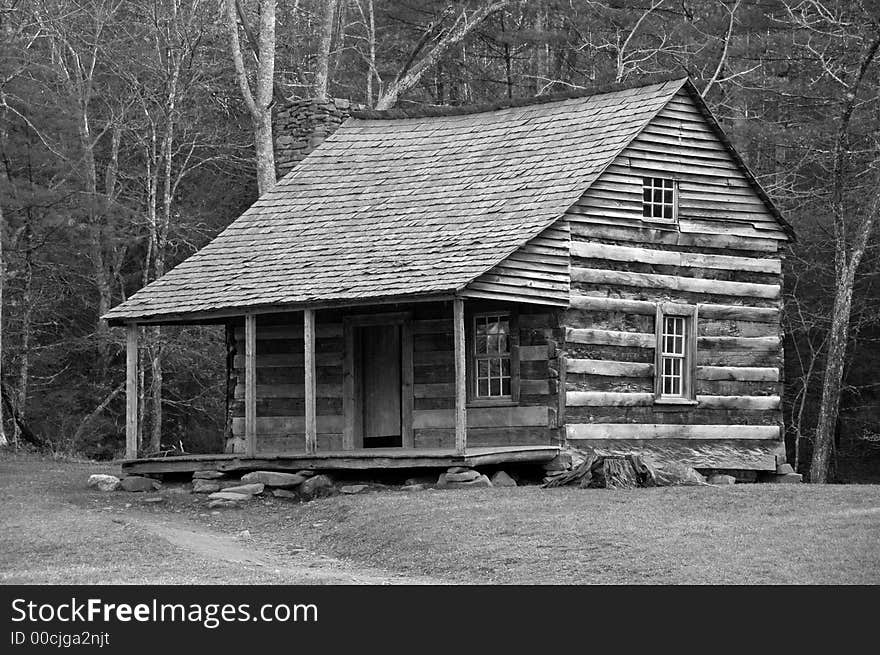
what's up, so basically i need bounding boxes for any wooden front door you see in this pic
[360,324,402,448]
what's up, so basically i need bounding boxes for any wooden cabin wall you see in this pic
[229,312,344,454]
[560,89,787,471]
[411,302,561,449]
[227,301,560,453]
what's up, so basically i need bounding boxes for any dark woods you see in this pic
[0,0,878,482]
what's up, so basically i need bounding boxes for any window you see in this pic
[660,316,686,396]
[473,313,512,399]
[642,177,676,221]
[654,304,697,403]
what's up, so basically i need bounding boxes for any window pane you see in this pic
[490,377,500,396]
[502,359,510,376]
[653,188,663,204]
[502,377,511,395]
[489,359,500,378]
[664,189,673,204]
[478,378,489,397]
[478,360,488,379]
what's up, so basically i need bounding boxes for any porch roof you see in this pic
[105,77,689,325]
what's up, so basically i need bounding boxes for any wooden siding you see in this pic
[568,88,787,242]
[411,303,560,449]
[229,302,560,454]
[462,219,570,306]
[561,89,786,471]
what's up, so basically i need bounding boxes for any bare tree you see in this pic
[225,0,276,194]
[783,1,880,482]
[314,0,338,100]
[0,200,7,447]
[374,0,513,110]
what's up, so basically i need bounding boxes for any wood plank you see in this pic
[519,345,548,361]
[459,288,569,307]
[566,391,654,407]
[244,314,257,457]
[697,336,780,351]
[697,366,779,382]
[565,358,653,377]
[232,415,344,434]
[232,352,340,368]
[566,328,654,348]
[521,379,550,395]
[304,309,317,454]
[414,382,456,398]
[453,298,467,455]
[697,303,779,323]
[571,241,781,274]
[571,266,780,300]
[568,222,779,253]
[125,324,138,459]
[234,324,342,340]
[695,395,781,410]
[569,295,656,315]
[565,423,780,440]
[413,406,549,429]
[234,383,342,400]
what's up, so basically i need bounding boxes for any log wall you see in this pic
[560,88,787,471]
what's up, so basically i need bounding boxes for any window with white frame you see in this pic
[473,314,512,398]
[642,177,676,220]
[655,304,697,402]
[660,316,686,396]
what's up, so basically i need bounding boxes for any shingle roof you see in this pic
[105,77,689,324]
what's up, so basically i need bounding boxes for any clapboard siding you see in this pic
[462,219,570,306]
[559,86,786,471]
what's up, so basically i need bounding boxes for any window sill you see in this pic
[653,397,698,407]
[467,398,518,408]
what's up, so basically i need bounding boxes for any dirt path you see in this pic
[124,512,444,585]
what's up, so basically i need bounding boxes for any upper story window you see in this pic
[654,304,697,404]
[642,177,676,221]
[473,313,512,398]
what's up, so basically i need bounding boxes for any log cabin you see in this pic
[105,75,793,477]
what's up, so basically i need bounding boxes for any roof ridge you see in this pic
[351,73,689,120]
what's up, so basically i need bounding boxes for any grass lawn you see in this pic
[1,453,878,584]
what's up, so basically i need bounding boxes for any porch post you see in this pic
[125,324,138,459]
[304,308,317,454]
[244,313,257,457]
[453,298,467,455]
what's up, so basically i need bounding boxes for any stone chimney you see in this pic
[272,97,361,178]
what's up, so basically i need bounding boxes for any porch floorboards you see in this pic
[121,445,560,476]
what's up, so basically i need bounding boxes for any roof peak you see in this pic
[351,73,690,121]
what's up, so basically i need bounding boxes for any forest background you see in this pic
[1,0,878,482]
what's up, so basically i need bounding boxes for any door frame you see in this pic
[342,312,413,450]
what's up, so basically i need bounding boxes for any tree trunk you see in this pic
[0,202,7,447]
[225,0,277,195]
[314,0,338,100]
[810,266,856,482]
[14,219,33,446]
[809,33,880,483]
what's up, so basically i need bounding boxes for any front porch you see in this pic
[119,295,563,470]
[121,445,560,476]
